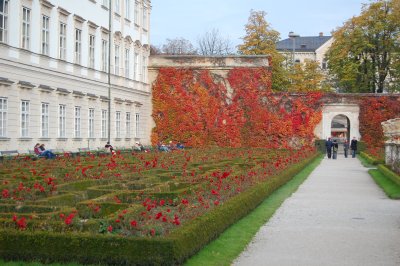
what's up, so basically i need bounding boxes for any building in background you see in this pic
[0,0,152,153]
[276,32,333,70]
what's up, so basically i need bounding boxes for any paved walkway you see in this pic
[233,156,400,266]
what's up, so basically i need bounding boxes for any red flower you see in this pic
[155,212,163,220]
[214,200,220,206]
[17,217,27,230]
[130,220,137,227]
[2,189,9,198]
[181,199,189,205]
[150,229,155,236]
[107,225,113,232]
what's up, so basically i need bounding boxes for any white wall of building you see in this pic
[0,0,152,153]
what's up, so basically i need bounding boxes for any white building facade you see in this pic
[0,0,152,153]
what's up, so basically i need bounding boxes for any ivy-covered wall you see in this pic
[151,67,323,148]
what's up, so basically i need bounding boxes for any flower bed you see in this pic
[0,148,318,265]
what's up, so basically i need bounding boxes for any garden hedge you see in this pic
[0,153,319,265]
[359,151,385,165]
[377,164,400,186]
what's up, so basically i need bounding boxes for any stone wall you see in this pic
[382,118,400,174]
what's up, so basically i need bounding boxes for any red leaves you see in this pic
[151,67,323,148]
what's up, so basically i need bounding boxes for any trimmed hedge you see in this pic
[359,152,384,165]
[0,153,319,265]
[377,164,400,186]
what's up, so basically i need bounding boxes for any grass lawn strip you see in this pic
[368,169,400,199]
[184,155,323,266]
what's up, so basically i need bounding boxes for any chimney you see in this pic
[319,32,324,37]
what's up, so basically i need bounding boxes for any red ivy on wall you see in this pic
[151,67,323,148]
[359,96,400,153]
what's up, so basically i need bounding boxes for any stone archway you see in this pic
[315,103,360,140]
[331,114,350,142]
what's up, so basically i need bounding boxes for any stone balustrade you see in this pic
[382,118,400,174]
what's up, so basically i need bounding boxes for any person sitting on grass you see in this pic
[34,143,55,159]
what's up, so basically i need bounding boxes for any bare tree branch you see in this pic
[197,28,234,56]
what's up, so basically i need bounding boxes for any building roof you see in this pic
[276,36,332,52]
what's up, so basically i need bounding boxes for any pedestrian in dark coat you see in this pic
[343,140,349,158]
[325,137,333,159]
[332,140,338,159]
[350,137,358,158]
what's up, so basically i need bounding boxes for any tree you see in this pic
[161,38,197,55]
[288,60,330,92]
[237,10,289,91]
[150,45,161,55]
[326,0,400,93]
[197,28,234,56]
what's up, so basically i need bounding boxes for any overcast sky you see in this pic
[150,0,368,48]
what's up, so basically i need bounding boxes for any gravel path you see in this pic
[233,156,400,266]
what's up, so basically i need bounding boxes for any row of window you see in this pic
[102,0,148,29]
[0,0,148,82]
[0,98,140,139]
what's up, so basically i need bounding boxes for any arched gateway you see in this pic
[314,103,361,141]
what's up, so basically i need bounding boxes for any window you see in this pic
[41,15,50,55]
[116,111,121,138]
[142,4,148,29]
[88,108,95,138]
[89,34,95,68]
[59,23,67,60]
[134,52,139,80]
[22,7,31,49]
[0,0,9,43]
[21,101,29,137]
[135,112,140,138]
[41,103,49,138]
[114,45,120,75]
[74,106,81,138]
[102,39,108,72]
[142,56,146,82]
[134,1,139,25]
[101,109,107,138]
[125,112,131,138]
[125,48,130,78]
[59,105,66,138]
[102,0,108,8]
[125,0,130,19]
[75,28,82,64]
[115,0,120,13]
[0,98,7,137]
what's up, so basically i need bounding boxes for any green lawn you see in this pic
[369,169,400,199]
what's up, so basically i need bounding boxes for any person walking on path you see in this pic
[343,139,349,158]
[325,137,333,159]
[350,137,358,158]
[332,140,338,159]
